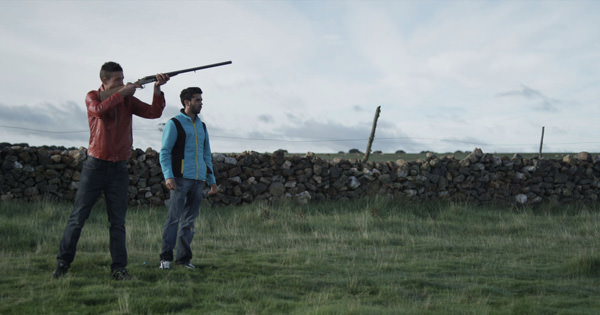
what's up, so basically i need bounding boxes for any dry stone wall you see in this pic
[1,143,600,207]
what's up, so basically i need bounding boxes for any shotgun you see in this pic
[99,61,232,101]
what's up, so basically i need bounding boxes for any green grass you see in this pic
[1,198,600,314]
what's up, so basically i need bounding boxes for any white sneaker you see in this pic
[182,262,196,269]
[177,261,196,269]
[159,260,171,270]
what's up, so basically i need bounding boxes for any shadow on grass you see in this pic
[563,255,600,278]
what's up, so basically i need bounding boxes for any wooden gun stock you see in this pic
[98,61,232,101]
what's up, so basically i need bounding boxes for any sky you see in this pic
[1,0,599,154]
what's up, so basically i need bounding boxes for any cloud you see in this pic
[258,114,273,124]
[0,102,89,145]
[273,119,420,153]
[496,85,561,112]
[352,105,366,112]
[200,117,422,153]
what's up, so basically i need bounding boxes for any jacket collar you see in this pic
[179,109,198,122]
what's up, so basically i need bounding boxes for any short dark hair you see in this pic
[100,61,123,80]
[180,87,203,107]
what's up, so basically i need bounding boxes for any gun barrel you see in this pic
[167,61,232,77]
[135,61,232,85]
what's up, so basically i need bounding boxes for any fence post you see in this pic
[539,126,545,158]
[363,106,381,162]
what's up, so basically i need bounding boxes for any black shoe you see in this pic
[52,260,70,279]
[112,268,133,281]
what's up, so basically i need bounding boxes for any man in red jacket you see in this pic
[52,61,169,280]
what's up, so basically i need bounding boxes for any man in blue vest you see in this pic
[158,86,218,270]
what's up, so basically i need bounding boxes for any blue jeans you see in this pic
[160,177,204,263]
[56,156,129,271]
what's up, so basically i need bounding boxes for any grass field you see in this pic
[1,197,600,314]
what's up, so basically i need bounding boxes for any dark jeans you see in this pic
[56,156,129,271]
[160,178,204,263]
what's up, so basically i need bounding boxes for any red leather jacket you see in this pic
[85,85,165,162]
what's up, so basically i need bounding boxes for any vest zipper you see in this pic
[193,120,199,179]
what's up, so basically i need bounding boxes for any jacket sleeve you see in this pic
[85,90,123,117]
[131,92,166,119]
[203,124,217,185]
[159,119,177,180]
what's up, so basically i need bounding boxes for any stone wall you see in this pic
[1,143,599,206]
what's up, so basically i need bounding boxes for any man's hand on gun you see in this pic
[154,73,170,87]
[118,73,170,98]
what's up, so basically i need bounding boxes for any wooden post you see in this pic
[363,106,381,162]
[539,126,545,158]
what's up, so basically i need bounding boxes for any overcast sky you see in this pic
[1,0,599,154]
